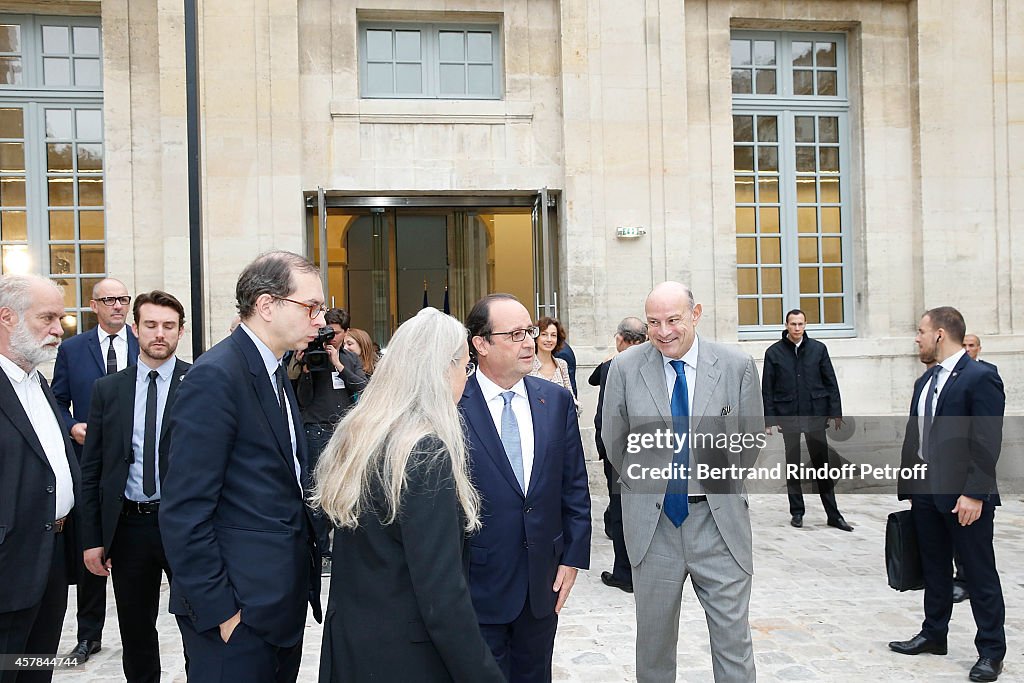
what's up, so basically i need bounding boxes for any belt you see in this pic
[53,516,68,533]
[687,495,708,504]
[123,500,160,514]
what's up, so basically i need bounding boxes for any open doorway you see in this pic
[307,193,558,347]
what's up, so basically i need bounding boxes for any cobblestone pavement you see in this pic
[53,465,1022,681]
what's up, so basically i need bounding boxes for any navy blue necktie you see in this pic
[663,360,690,527]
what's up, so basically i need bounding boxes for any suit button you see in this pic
[46,485,55,494]
[523,541,529,549]
[524,507,532,514]
[123,457,131,463]
[655,502,662,510]
[45,523,53,531]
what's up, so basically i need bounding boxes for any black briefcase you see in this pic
[885,509,924,591]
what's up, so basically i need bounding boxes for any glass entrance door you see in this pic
[309,196,555,347]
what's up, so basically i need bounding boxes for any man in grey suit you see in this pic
[602,282,764,682]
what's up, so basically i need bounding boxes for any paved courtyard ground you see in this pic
[54,464,1023,682]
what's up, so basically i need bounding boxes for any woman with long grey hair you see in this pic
[312,307,504,682]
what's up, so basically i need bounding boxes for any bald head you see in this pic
[644,281,702,359]
[646,282,695,313]
[963,334,981,360]
[90,278,130,334]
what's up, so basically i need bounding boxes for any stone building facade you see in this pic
[0,0,1020,417]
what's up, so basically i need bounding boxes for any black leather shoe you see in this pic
[953,583,970,603]
[790,514,803,528]
[828,517,854,532]
[969,657,1003,681]
[64,639,101,663]
[888,633,947,655]
[600,571,633,593]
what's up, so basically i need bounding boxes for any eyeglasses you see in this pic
[274,297,327,319]
[93,295,131,307]
[488,326,540,343]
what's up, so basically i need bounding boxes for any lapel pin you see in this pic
[538,397,545,405]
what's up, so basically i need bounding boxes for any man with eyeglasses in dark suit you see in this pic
[459,294,591,683]
[52,277,138,664]
[161,252,324,683]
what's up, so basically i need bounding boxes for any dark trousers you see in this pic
[108,509,179,683]
[176,616,302,683]
[74,559,106,643]
[911,494,1005,659]
[783,429,841,521]
[0,534,69,683]
[598,436,631,582]
[304,424,334,558]
[479,599,558,683]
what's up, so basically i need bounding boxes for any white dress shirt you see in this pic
[476,369,536,494]
[661,335,699,413]
[661,335,701,494]
[916,349,966,460]
[239,323,301,488]
[0,354,75,518]
[98,325,129,371]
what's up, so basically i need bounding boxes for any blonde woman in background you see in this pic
[312,307,503,682]
[342,327,378,377]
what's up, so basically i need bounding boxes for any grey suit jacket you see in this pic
[601,337,764,574]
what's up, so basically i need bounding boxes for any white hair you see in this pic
[0,274,61,316]
[312,307,481,531]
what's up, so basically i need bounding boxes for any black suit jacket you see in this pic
[160,327,321,648]
[320,438,503,682]
[898,353,1004,507]
[0,367,81,613]
[79,358,191,552]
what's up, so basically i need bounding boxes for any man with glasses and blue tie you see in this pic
[602,281,764,682]
[460,293,591,683]
[160,252,324,683]
[52,277,138,664]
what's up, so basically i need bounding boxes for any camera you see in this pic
[302,326,337,372]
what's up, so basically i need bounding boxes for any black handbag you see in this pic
[886,509,924,591]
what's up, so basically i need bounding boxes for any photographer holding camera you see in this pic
[293,307,367,575]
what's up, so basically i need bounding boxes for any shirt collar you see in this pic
[100,325,129,343]
[475,368,527,402]
[938,348,966,374]
[239,322,283,376]
[137,354,177,381]
[661,335,700,371]
[0,352,38,385]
